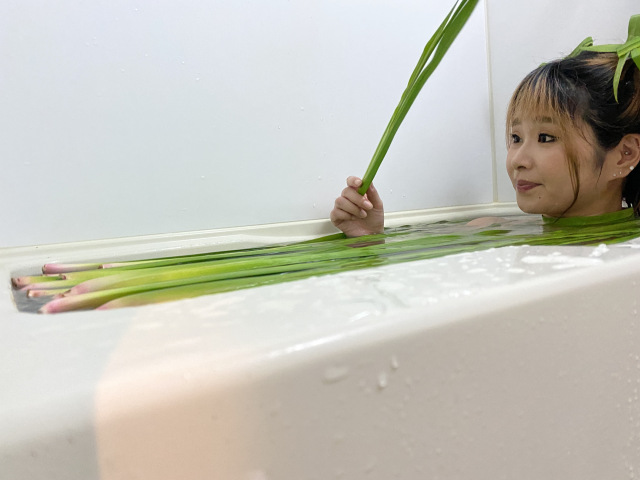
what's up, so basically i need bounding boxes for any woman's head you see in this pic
[506,50,640,217]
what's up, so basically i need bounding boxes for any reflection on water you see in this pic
[13,289,51,314]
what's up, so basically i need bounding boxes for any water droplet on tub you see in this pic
[378,372,388,389]
[390,355,399,370]
[323,365,349,384]
[246,470,269,480]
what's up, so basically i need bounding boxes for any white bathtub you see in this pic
[1,203,640,479]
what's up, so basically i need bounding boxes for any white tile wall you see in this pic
[2,0,637,247]
[0,0,491,247]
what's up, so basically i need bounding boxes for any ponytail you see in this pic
[562,15,640,214]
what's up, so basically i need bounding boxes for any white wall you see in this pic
[0,1,492,247]
[3,1,640,248]
[487,0,639,203]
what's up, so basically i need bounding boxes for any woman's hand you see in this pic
[330,176,384,237]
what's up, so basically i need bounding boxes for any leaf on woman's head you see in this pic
[567,15,640,102]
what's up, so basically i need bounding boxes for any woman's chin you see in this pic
[515,199,542,215]
[517,202,566,217]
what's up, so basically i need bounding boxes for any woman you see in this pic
[331,33,640,236]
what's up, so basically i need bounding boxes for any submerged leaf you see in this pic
[14,210,640,314]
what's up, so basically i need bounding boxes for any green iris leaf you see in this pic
[357,0,480,195]
[570,14,640,103]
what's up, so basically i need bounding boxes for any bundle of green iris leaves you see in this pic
[13,212,640,313]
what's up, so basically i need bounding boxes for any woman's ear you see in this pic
[616,134,640,172]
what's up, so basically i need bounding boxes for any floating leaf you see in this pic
[13,209,640,314]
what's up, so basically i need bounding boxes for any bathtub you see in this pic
[1,202,639,479]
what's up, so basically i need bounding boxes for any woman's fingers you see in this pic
[329,207,353,224]
[340,186,372,211]
[364,182,383,209]
[346,176,363,189]
[330,204,361,224]
[330,176,385,237]
[344,176,382,209]
[333,196,367,219]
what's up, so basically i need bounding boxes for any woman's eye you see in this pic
[510,134,521,144]
[538,133,556,143]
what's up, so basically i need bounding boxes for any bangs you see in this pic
[505,63,577,143]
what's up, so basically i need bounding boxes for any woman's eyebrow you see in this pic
[511,116,556,127]
[537,116,556,124]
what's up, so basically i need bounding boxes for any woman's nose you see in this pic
[508,144,533,170]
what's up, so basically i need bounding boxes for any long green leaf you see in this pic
[358,0,479,195]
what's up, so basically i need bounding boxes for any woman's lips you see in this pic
[516,180,540,192]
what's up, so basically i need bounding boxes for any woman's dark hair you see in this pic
[506,51,640,214]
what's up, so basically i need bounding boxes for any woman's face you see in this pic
[506,115,618,217]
